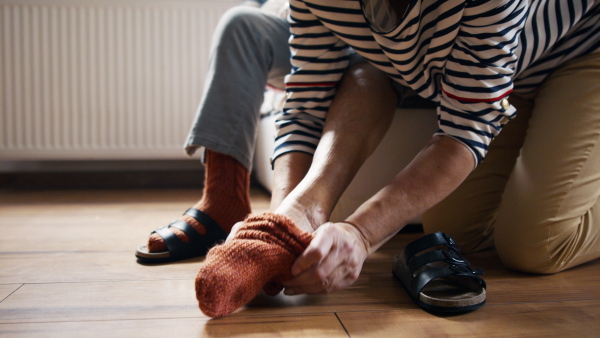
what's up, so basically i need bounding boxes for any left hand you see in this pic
[282,222,369,295]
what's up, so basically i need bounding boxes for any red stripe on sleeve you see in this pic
[443,89,513,103]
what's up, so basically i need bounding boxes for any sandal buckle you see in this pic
[450,264,479,275]
[443,249,467,265]
[441,233,459,250]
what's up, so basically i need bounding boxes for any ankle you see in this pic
[191,195,250,232]
[274,194,329,233]
[198,150,252,231]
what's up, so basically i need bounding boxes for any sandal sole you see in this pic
[135,245,199,263]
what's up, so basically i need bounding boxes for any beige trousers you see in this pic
[423,52,600,274]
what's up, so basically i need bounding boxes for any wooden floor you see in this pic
[0,187,599,337]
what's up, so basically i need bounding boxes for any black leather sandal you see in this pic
[392,232,486,313]
[135,208,227,263]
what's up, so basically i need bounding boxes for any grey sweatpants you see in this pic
[184,6,291,170]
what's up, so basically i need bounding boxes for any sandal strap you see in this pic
[404,232,459,261]
[181,208,228,247]
[411,264,486,296]
[408,248,470,275]
[152,208,228,259]
[155,225,187,257]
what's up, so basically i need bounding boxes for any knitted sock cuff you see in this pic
[236,213,314,255]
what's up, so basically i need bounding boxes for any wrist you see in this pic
[339,221,371,257]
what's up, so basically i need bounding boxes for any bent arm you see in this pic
[346,135,476,255]
[272,0,351,164]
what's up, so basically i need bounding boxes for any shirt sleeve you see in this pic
[435,0,527,165]
[272,0,351,164]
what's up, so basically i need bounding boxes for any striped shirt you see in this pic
[274,0,600,165]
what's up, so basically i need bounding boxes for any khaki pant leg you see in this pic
[495,53,600,274]
[422,94,533,253]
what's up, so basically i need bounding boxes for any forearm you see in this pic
[346,135,476,255]
[270,152,312,210]
[272,62,397,232]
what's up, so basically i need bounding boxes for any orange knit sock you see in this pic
[195,212,313,318]
[148,150,251,252]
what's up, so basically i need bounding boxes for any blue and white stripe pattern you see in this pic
[274,0,600,165]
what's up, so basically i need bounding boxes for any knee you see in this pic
[334,62,397,149]
[342,62,392,89]
[217,6,266,42]
[495,220,574,275]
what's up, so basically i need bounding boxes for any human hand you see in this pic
[282,222,369,295]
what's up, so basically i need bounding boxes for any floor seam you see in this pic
[0,284,24,304]
[334,312,351,338]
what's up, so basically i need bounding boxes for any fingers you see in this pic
[284,261,359,295]
[284,223,363,295]
[290,227,333,276]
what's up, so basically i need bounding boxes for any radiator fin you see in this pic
[1,0,237,159]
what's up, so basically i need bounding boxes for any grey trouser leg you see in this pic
[184,6,291,170]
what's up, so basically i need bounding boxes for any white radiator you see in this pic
[0,0,238,160]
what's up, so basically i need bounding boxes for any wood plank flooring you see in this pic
[0,188,599,337]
